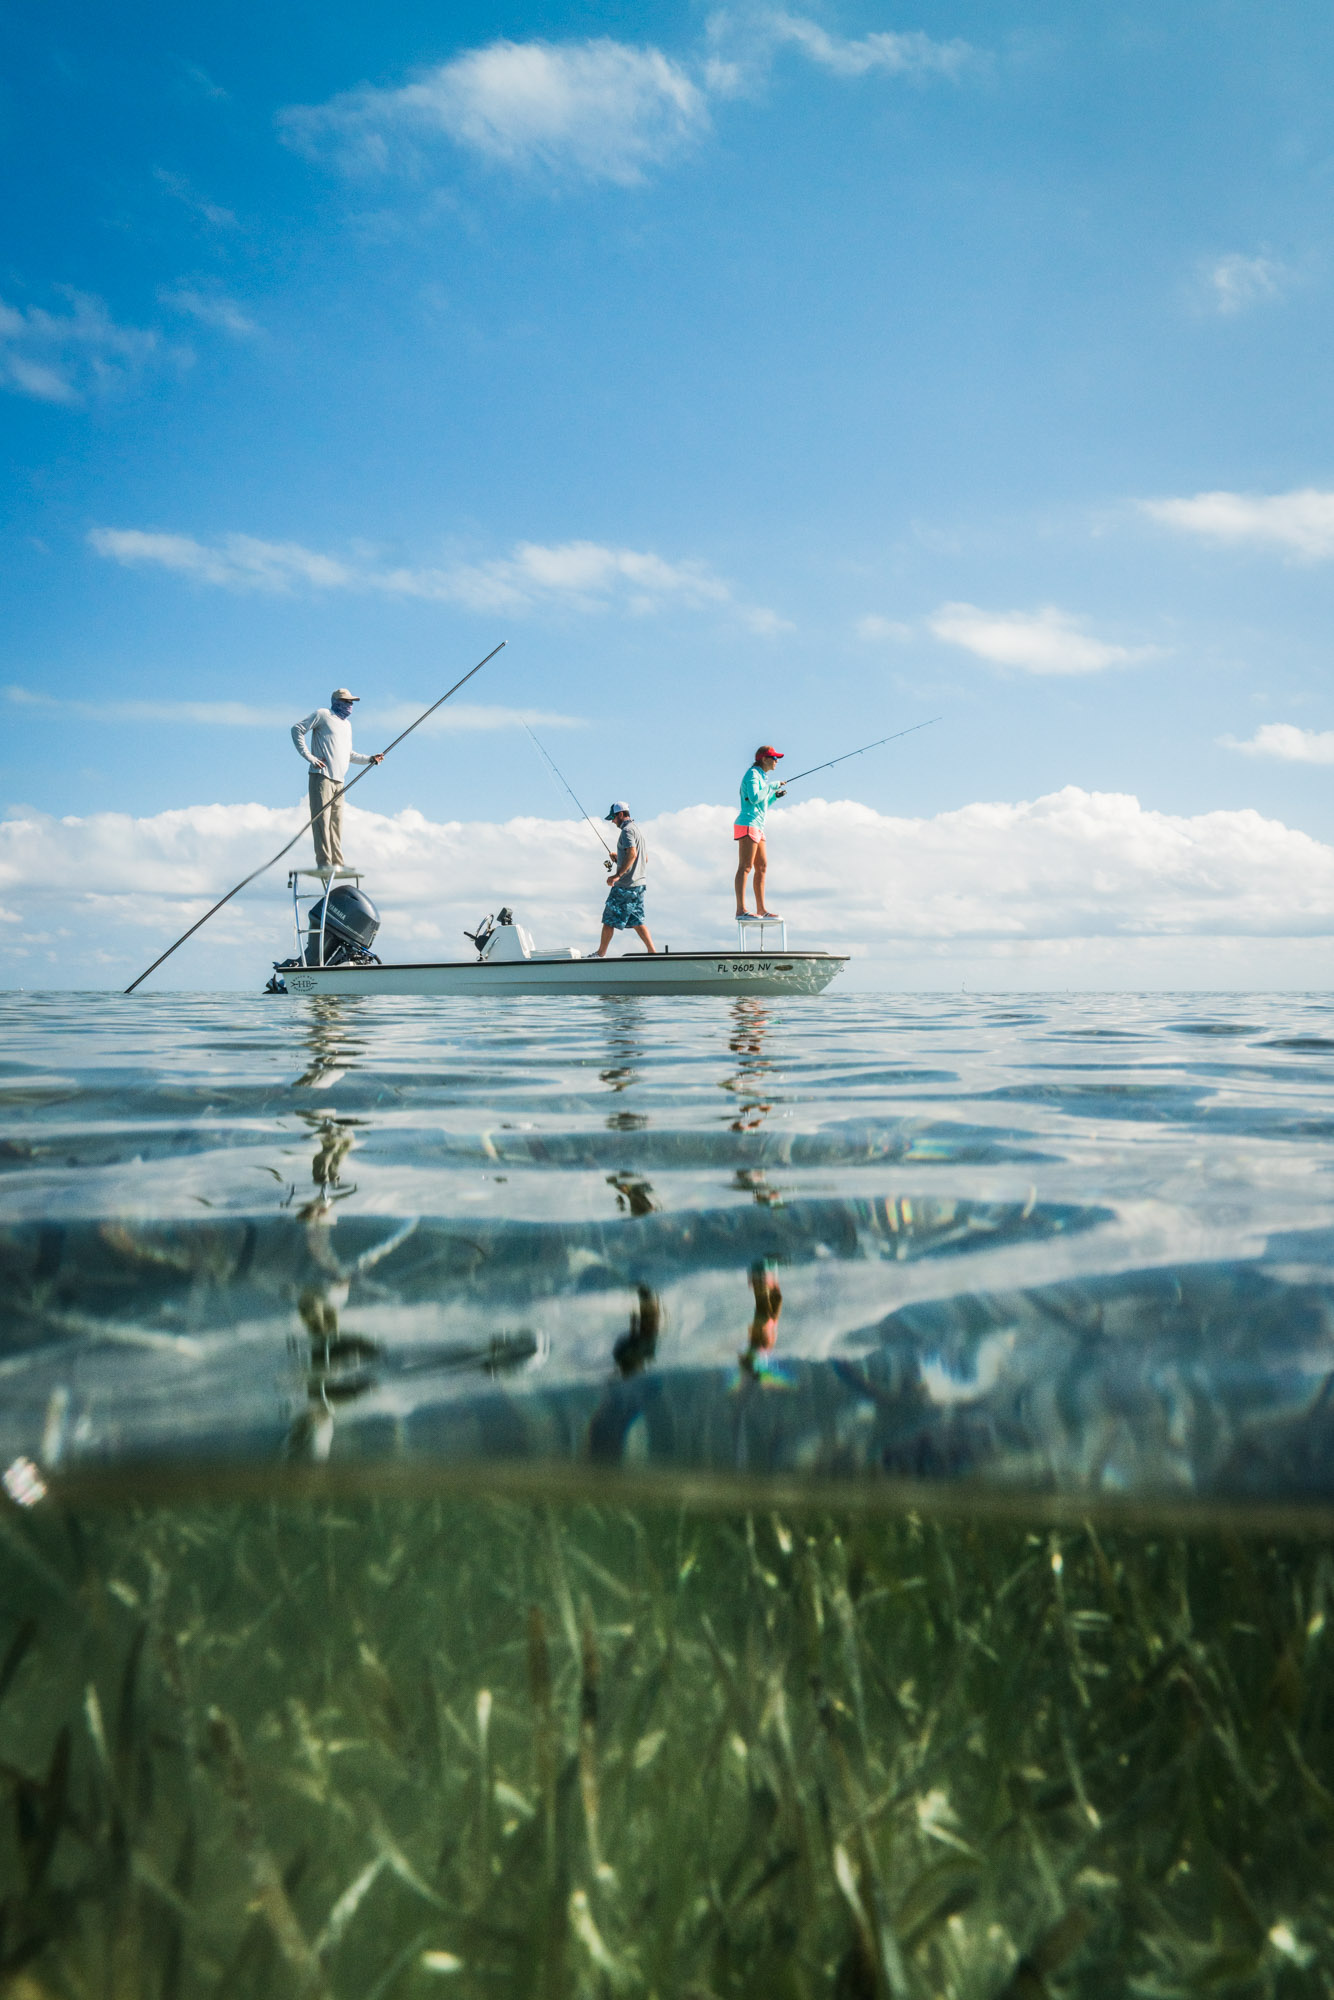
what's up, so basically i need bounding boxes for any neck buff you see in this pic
[332,699,354,720]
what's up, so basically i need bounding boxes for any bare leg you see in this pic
[594,925,614,958]
[633,924,656,953]
[754,844,778,917]
[734,835,762,917]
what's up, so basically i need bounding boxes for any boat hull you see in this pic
[275,950,847,998]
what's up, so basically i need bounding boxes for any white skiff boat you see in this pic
[267,870,848,999]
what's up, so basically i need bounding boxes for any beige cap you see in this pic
[330,687,359,703]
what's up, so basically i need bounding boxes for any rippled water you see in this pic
[5,987,1334,1505]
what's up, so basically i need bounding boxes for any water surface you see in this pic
[4,988,1334,1504]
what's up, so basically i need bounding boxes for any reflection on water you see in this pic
[740,1259,783,1378]
[722,996,779,1130]
[607,1170,657,1217]
[612,1283,660,1378]
[4,988,1334,1503]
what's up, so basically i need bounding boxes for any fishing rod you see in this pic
[124,642,507,995]
[781,716,942,788]
[522,723,615,862]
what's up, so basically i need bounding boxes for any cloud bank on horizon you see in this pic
[5,789,1332,988]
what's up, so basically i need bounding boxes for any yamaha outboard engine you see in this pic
[305,883,381,966]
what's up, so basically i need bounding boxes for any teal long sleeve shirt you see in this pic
[736,765,782,831]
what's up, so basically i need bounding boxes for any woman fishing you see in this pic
[734,745,785,921]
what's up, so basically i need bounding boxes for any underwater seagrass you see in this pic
[1,1493,1333,1997]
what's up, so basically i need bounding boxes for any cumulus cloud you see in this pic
[4,787,1332,985]
[929,603,1149,676]
[0,289,161,405]
[159,288,258,337]
[3,685,580,736]
[1203,252,1289,316]
[1222,723,1334,765]
[1141,488,1334,560]
[281,17,973,186]
[88,525,782,626]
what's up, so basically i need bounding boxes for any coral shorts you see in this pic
[733,823,765,842]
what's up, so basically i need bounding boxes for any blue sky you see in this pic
[5,2,1334,983]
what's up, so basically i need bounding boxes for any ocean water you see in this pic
[6,988,1334,1995]
[4,986,1334,1506]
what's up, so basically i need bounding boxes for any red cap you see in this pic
[755,745,783,760]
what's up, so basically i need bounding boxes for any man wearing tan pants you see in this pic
[291,688,383,868]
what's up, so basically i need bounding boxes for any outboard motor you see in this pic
[305,883,381,966]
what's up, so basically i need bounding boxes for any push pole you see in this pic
[124,642,506,994]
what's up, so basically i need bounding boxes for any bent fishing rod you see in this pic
[124,642,506,995]
[522,724,615,862]
[780,716,942,789]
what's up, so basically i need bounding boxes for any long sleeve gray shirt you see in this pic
[292,709,373,785]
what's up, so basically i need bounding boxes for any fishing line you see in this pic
[522,724,615,861]
[124,642,506,995]
[781,716,942,788]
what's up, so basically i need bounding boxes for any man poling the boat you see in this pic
[123,642,505,994]
[292,688,384,869]
[595,802,656,957]
[734,746,785,921]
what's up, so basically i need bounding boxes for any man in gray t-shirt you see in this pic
[594,802,656,956]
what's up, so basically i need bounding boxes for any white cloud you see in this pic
[281,38,709,185]
[153,169,238,230]
[759,13,972,80]
[929,602,1149,676]
[855,614,913,642]
[3,685,578,735]
[159,288,258,338]
[281,17,973,186]
[4,786,1333,986]
[0,289,160,405]
[1203,252,1288,316]
[6,686,290,728]
[89,528,350,590]
[1222,723,1334,765]
[88,525,783,626]
[1141,488,1334,560]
